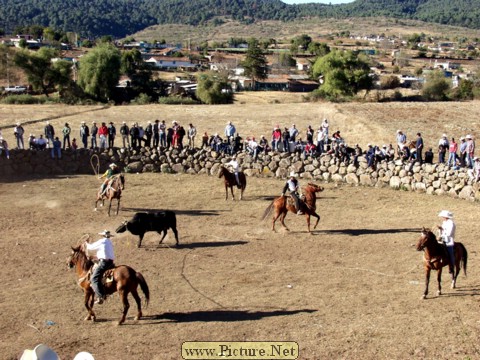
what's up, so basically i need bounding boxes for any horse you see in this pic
[94,174,125,216]
[218,165,246,200]
[262,183,324,233]
[67,245,150,325]
[416,228,468,299]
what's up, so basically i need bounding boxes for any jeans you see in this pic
[447,152,456,167]
[91,259,114,299]
[91,136,97,149]
[51,148,61,159]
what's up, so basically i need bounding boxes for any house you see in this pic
[144,56,198,71]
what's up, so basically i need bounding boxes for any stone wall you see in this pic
[1,146,479,201]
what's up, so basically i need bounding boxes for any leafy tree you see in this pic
[308,42,330,57]
[14,47,72,96]
[77,43,121,102]
[241,38,268,83]
[311,50,373,100]
[421,70,451,101]
[450,79,474,100]
[290,34,312,54]
[196,71,233,104]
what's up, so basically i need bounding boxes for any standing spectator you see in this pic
[258,135,269,154]
[271,126,282,152]
[321,118,329,139]
[80,121,89,149]
[13,122,25,149]
[51,136,62,159]
[233,133,243,153]
[396,130,406,156]
[137,125,145,147]
[119,121,130,148]
[202,132,209,148]
[98,122,108,150]
[225,121,236,142]
[0,137,10,159]
[282,127,290,153]
[177,124,186,149]
[166,125,174,149]
[424,147,434,164]
[289,124,298,143]
[352,144,363,167]
[153,120,160,148]
[466,134,475,168]
[71,138,78,159]
[130,123,139,148]
[438,134,448,164]
[44,121,55,148]
[144,121,153,148]
[28,134,36,150]
[316,126,325,156]
[90,121,98,149]
[108,122,116,148]
[459,137,467,167]
[306,125,314,144]
[447,137,458,168]
[415,132,424,164]
[188,123,197,148]
[62,122,71,149]
[159,120,167,148]
[365,144,375,168]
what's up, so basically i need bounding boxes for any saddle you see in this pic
[286,195,305,212]
[80,265,115,285]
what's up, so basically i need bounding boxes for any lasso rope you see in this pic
[90,154,100,177]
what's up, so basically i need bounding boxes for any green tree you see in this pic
[308,42,330,57]
[422,70,451,101]
[241,38,268,84]
[279,52,296,67]
[311,50,373,100]
[77,43,121,102]
[196,71,233,105]
[14,47,72,96]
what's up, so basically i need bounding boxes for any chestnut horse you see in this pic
[416,228,468,299]
[67,245,150,324]
[94,174,125,216]
[262,183,324,233]
[218,166,246,200]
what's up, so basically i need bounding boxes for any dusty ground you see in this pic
[1,98,480,360]
[0,173,479,360]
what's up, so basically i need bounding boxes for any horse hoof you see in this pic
[94,208,97,212]
[84,316,91,321]
[437,291,442,296]
[421,295,426,300]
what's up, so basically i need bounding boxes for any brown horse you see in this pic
[416,228,468,299]
[94,174,125,216]
[262,183,324,233]
[67,245,150,324]
[218,166,246,200]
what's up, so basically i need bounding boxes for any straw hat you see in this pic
[98,230,114,237]
[20,344,59,360]
[438,210,453,219]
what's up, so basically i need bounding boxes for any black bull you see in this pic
[116,211,179,248]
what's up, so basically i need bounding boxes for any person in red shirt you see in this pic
[98,122,108,150]
[447,137,458,167]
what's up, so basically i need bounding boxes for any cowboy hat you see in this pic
[73,352,95,360]
[289,171,296,177]
[109,163,117,168]
[20,344,59,360]
[438,210,453,219]
[98,230,114,237]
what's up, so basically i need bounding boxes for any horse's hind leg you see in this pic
[230,186,235,201]
[436,268,442,296]
[131,289,143,320]
[279,211,289,231]
[118,289,130,325]
[313,212,321,230]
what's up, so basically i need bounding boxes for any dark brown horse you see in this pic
[262,183,324,233]
[94,174,125,216]
[67,245,150,324]
[218,166,246,200]
[416,228,468,299]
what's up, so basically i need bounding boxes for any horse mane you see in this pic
[72,246,93,272]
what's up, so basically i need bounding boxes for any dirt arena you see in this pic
[1,172,480,360]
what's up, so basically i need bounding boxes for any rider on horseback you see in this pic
[226,155,241,187]
[84,230,116,304]
[282,172,303,215]
[99,163,120,196]
[437,210,456,274]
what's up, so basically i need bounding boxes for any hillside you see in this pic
[2,0,480,39]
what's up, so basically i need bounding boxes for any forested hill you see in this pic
[2,0,480,39]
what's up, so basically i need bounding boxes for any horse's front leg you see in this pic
[116,197,121,215]
[230,186,235,201]
[436,268,443,296]
[422,267,431,299]
[224,185,229,201]
[84,290,96,321]
[108,199,112,217]
[312,212,321,230]
[306,214,311,233]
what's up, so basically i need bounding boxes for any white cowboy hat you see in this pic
[98,230,114,237]
[289,171,296,177]
[442,134,447,137]
[109,163,117,168]
[73,351,95,360]
[438,210,453,219]
[20,344,59,360]
[466,134,472,139]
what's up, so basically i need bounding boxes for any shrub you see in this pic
[379,75,401,90]
[130,93,151,105]
[0,94,59,104]
[158,96,200,105]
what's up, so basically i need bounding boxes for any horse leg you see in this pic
[116,197,120,215]
[240,186,244,200]
[437,268,442,296]
[279,210,289,231]
[224,185,228,201]
[422,267,431,299]
[84,290,96,321]
[312,212,321,230]
[131,289,143,320]
[230,186,235,201]
[306,214,311,233]
[118,289,129,325]
[271,209,282,232]
[108,199,112,217]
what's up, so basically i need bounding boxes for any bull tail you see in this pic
[261,200,275,221]
[136,272,150,307]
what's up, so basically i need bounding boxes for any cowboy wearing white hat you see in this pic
[437,210,455,273]
[99,163,120,195]
[84,230,116,304]
[282,171,303,214]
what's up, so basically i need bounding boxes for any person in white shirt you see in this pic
[437,210,455,274]
[84,230,116,304]
[226,155,241,186]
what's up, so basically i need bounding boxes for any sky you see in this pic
[282,0,355,4]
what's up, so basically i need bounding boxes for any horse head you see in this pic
[116,220,128,234]
[66,245,82,269]
[67,245,92,271]
[306,183,324,193]
[416,228,435,251]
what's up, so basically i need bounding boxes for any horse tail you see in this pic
[261,200,275,221]
[136,271,150,307]
[458,242,468,277]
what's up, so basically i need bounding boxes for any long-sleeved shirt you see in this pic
[440,219,455,246]
[85,238,115,260]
